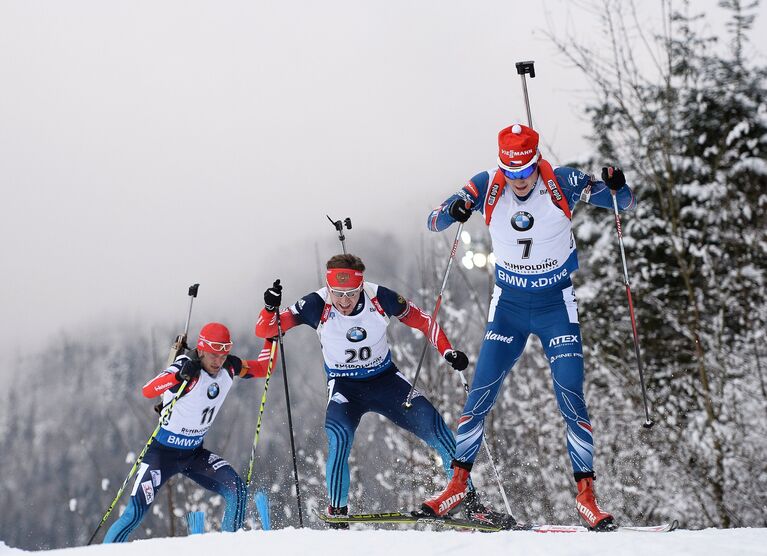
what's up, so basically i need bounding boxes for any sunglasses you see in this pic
[501,163,538,180]
[200,339,233,352]
[328,284,363,299]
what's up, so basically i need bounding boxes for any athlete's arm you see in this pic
[237,339,278,379]
[556,166,635,213]
[426,172,491,231]
[377,286,453,355]
[141,363,183,398]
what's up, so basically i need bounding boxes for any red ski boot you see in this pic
[575,477,614,530]
[421,465,470,516]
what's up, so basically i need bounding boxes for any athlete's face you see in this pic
[200,351,227,376]
[505,168,539,197]
[329,285,362,316]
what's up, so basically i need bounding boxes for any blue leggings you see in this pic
[454,282,595,476]
[103,443,246,543]
[324,367,455,508]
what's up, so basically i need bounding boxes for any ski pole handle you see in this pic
[515,60,536,127]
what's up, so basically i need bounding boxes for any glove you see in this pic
[448,199,472,223]
[175,358,202,382]
[264,279,282,312]
[444,350,469,371]
[601,166,626,191]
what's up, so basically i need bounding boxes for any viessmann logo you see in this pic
[501,148,533,157]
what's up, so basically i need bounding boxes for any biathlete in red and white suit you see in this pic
[422,124,635,530]
[255,253,514,528]
[103,323,274,543]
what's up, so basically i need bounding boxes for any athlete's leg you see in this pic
[183,449,246,532]
[103,445,179,543]
[369,370,455,474]
[324,378,365,508]
[535,284,594,477]
[454,286,529,466]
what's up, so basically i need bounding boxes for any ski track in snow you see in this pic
[2,527,766,556]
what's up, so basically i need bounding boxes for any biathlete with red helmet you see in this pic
[422,124,635,530]
[256,253,514,528]
[103,323,275,543]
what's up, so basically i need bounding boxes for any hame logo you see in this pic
[485,331,514,344]
[346,327,367,342]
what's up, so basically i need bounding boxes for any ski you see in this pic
[528,520,678,533]
[315,510,503,532]
[316,510,678,534]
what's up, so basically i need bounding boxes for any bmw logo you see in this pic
[346,327,367,342]
[511,211,534,231]
[207,383,220,399]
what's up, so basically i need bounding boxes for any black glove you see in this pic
[601,166,626,191]
[175,358,202,382]
[448,199,472,223]
[444,350,469,371]
[264,279,282,312]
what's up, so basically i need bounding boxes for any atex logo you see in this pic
[485,331,514,344]
[548,334,579,347]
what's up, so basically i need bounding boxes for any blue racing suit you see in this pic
[427,165,634,478]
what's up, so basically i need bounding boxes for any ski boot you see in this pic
[463,489,517,530]
[326,505,349,530]
[575,477,615,531]
[421,464,470,516]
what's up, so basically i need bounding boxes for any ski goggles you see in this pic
[500,162,538,180]
[198,339,233,353]
[327,284,363,299]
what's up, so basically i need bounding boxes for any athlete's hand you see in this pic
[175,359,202,382]
[444,350,469,371]
[601,166,626,191]
[264,279,282,312]
[448,199,472,223]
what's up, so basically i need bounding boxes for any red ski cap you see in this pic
[497,124,540,171]
[197,322,233,354]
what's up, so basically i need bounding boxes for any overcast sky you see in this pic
[1,1,765,360]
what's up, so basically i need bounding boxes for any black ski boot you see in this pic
[463,490,517,530]
[326,505,349,530]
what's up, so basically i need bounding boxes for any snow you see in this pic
[3,527,767,556]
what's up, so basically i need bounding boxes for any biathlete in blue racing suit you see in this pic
[256,254,516,529]
[421,124,635,530]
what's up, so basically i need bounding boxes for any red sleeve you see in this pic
[398,301,453,355]
[239,339,279,378]
[255,308,300,338]
[141,371,180,398]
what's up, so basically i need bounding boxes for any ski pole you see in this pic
[515,61,536,127]
[165,284,200,367]
[327,215,352,254]
[403,222,464,408]
[610,191,654,428]
[456,371,513,517]
[275,309,305,527]
[245,339,279,487]
[87,283,198,544]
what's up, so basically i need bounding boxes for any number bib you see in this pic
[488,173,579,291]
[316,284,393,379]
[156,369,233,449]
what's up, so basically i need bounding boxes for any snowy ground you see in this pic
[2,527,766,556]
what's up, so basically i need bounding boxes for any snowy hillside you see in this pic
[3,528,766,556]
